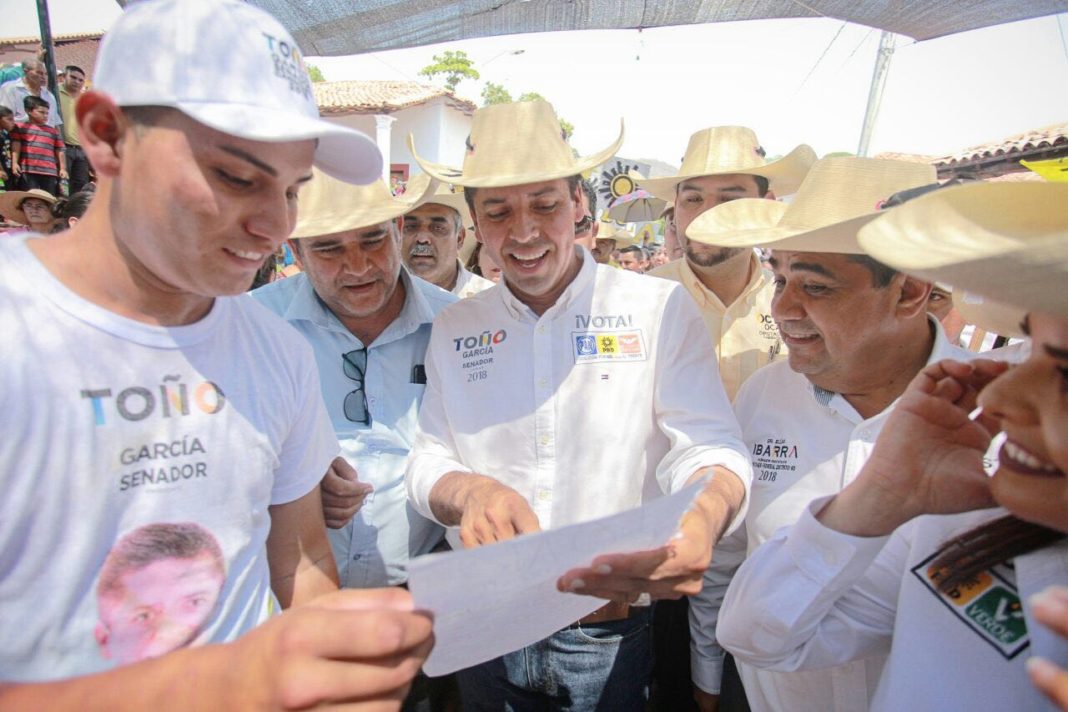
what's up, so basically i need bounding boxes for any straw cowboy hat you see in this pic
[685,198,787,246]
[0,189,57,225]
[639,127,817,201]
[857,181,1068,318]
[595,219,640,247]
[408,99,623,189]
[685,156,936,254]
[291,168,437,239]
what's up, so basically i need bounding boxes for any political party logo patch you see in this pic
[911,549,1028,660]
[572,330,647,364]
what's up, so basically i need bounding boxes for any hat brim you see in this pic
[857,182,1068,317]
[640,143,818,202]
[291,169,437,238]
[175,101,383,186]
[685,199,788,246]
[408,121,624,189]
[689,211,876,255]
[954,291,1027,338]
[0,189,56,225]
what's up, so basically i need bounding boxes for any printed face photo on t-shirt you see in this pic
[93,522,226,665]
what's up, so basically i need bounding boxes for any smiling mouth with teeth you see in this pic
[226,247,264,261]
[1000,440,1065,478]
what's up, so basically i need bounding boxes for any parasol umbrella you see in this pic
[606,189,667,223]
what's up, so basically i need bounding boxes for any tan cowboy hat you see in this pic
[953,290,1026,339]
[685,157,936,254]
[639,127,817,201]
[685,198,787,245]
[595,219,639,247]
[408,100,623,188]
[857,182,1068,318]
[0,189,57,225]
[291,168,437,238]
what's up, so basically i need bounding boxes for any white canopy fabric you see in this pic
[238,0,1068,55]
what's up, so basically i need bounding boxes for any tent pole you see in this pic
[856,30,895,157]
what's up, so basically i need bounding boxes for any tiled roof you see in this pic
[934,123,1068,167]
[314,81,477,115]
[0,31,105,47]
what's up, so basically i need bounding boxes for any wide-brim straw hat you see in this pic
[684,157,937,254]
[685,198,787,246]
[596,219,639,247]
[0,189,57,225]
[639,127,817,201]
[291,169,438,239]
[409,99,623,189]
[953,290,1026,339]
[857,182,1068,318]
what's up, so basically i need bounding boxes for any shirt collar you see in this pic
[281,269,433,347]
[452,260,474,295]
[809,315,953,420]
[497,246,594,322]
[678,252,767,310]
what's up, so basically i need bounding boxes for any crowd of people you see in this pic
[1,1,1066,711]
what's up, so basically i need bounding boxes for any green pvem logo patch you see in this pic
[911,551,1029,660]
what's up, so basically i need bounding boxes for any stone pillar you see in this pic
[374,114,397,183]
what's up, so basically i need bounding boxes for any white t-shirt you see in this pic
[718,498,1068,711]
[406,248,751,547]
[0,236,338,681]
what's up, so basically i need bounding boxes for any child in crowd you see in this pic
[11,95,66,195]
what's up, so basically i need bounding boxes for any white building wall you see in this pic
[323,98,472,179]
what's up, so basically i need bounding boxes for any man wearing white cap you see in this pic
[0,0,431,709]
[405,100,751,710]
[688,157,972,712]
[642,127,817,401]
[401,175,495,298]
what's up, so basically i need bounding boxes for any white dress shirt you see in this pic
[253,270,456,586]
[0,79,61,126]
[690,318,972,707]
[406,248,752,548]
[718,498,1068,711]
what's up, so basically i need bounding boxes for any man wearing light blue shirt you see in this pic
[253,168,455,588]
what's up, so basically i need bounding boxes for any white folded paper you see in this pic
[408,482,703,675]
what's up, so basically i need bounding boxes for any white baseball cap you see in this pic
[94,0,382,185]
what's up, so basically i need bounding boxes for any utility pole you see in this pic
[35,0,60,97]
[856,31,896,157]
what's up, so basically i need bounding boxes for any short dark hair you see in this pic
[0,106,13,119]
[846,254,898,288]
[64,65,85,77]
[619,245,644,256]
[23,95,49,113]
[752,175,770,197]
[53,190,93,221]
[581,178,597,216]
[465,173,583,215]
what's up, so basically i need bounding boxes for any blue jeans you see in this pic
[456,608,653,711]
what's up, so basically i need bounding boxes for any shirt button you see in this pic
[539,435,550,446]
[537,325,546,334]
[538,378,548,388]
[536,489,551,502]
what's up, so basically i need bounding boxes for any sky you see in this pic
[6,1,1068,165]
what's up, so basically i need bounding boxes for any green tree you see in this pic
[306,63,326,82]
[481,82,513,106]
[419,50,480,92]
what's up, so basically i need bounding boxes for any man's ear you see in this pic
[471,215,485,245]
[77,91,128,178]
[764,190,778,201]
[897,274,933,320]
[287,239,304,269]
[456,225,466,252]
